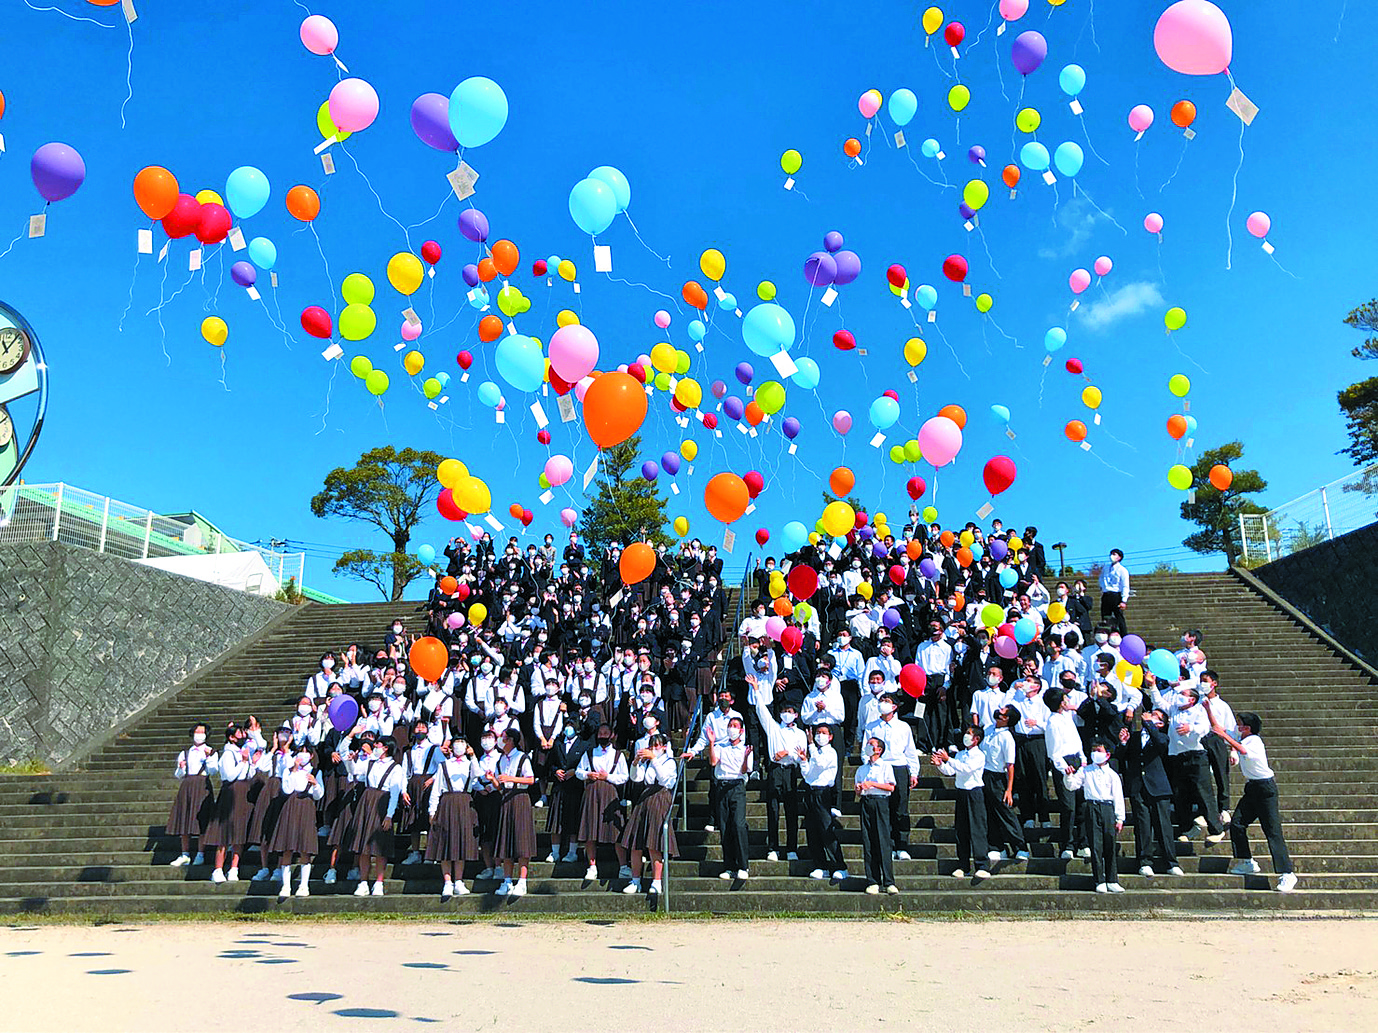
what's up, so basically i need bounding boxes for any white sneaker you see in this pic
[278,880,291,900]
[251,867,271,882]
[786,851,799,861]
[1229,859,1261,875]
[832,870,849,881]
[737,869,750,880]
[584,865,599,881]
[809,868,828,880]
[1077,848,1091,860]
[719,870,734,880]
[296,868,311,897]
[544,851,557,863]
[1108,883,1125,893]
[622,878,641,895]
[618,865,633,880]
[210,868,226,885]
[402,851,422,865]
[170,853,190,868]
[495,879,512,896]
[765,850,779,862]
[353,882,370,896]
[1094,882,1110,893]
[974,869,991,880]
[535,796,546,808]
[453,881,470,895]
[1168,866,1184,876]
[192,852,205,866]
[648,879,661,895]
[1277,872,1298,893]
[562,847,578,862]
[1205,831,1227,844]
[865,884,880,895]
[371,880,385,897]
[1060,849,1074,860]
[1139,865,1155,877]
[1015,850,1030,861]
[323,869,337,885]
[1220,810,1232,825]
[895,850,912,861]
[1194,815,1208,828]
[441,882,454,900]
[703,824,716,833]
[295,884,310,898]
[886,884,899,895]
[987,850,1004,863]
[509,878,527,897]
[951,869,966,879]
[226,867,239,882]
[830,808,842,818]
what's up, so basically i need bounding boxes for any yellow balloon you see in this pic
[959,529,974,547]
[200,316,227,347]
[341,272,375,306]
[874,512,887,526]
[948,84,971,112]
[757,280,776,301]
[962,179,989,212]
[1047,601,1067,624]
[1115,660,1143,688]
[455,475,491,514]
[437,458,468,489]
[680,440,698,461]
[922,6,943,34]
[904,337,927,367]
[316,100,352,143]
[387,252,424,296]
[1167,464,1193,491]
[468,602,488,626]
[557,260,577,283]
[650,343,677,375]
[673,516,689,537]
[857,581,873,601]
[821,500,855,537]
[556,309,579,328]
[808,532,820,545]
[403,350,425,376]
[195,189,224,207]
[1168,373,1191,397]
[1016,107,1041,133]
[675,378,702,409]
[769,578,786,599]
[975,293,993,313]
[1007,535,1023,552]
[1082,385,1102,410]
[699,248,726,282]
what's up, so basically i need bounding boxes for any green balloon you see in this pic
[756,380,786,415]
[653,371,671,391]
[364,369,389,396]
[1165,307,1187,332]
[349,355,372,379]
[674,350,691,376]
[889,445,905,464]
[922,505,938,523]
[538,473,550,489]
[423,377,442,399]
[794,601,812,623]
[1167,464,1193,491]
[979,602,1004,628]
[341,272,374,306]
[339,303,376,342]
[903,439,923,462]
[1016,107,1041,133]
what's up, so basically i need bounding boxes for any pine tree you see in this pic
[1179,441,1267,566]
[578,434,672,554]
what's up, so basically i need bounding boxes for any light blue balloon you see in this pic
[1059,64,1087,98]
[568,177,618,236]
[1013,616,1037,645]
[224,166,269,219]
[416,544,436,566]
[1053,141,1084,178]
[495,334,545,392]
[468,286,490,310]
[1019,141,1050,172]
[999,568,1018,589]
[888,88,918,127]
[1146,648,1179,682]
[741,302,796,358]
[1185,415,1198,436]
[921,138,942,159]
[915,284,938,311]
[687,319,706,343]
[448,76,509,148]
[477,380,501,407]
[791,357,821,390]
[990,404,1011,424]
[781,520,809,553]
[1044,327,1067,353]
[970,543,984,562]
[247,236,277,271]
[546,254,561,271]
[587,165,631,213]
[869,395,900,430]
[436,372,451,388]
[718,292,737,311]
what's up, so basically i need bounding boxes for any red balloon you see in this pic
[537,429,552,445]
[997,622,1015,640]
[670,397,687,413]
[833,330,856,351]
[787,565,818,601]
[899,663,925,698]
[780,625,803,656]
[533,259,548,276]
[886,264,907,288]
[421,240,442,265]
[883,389,899,401]
[456,350,473,370]
[982,455,1017,496]
[855,511,868,529]
[437,488,465,521]
[942,254,969,282]
[702,413,719,430]
[521,509,533,527]
[194,203,232,244]
[456,582,470,602]
[300,306,332,339]
[944,21,965,46]
[889,564,905,585]
[627,362,647,384]
[755,528,770,546]
[906,475,927,500]
[548,368,575,396]
[1065,357,1083,375]
[743,470,764,498]
[161,193,201,239]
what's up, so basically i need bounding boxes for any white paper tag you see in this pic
[783,177,794,191]
[1010,188,1018,199]
[865,122,872,137]
[484,514,504,531]
[1262,241,1275,255]
[820,286,838,307]
[715,429,722,438]
[1187,490,1197,505]
[783,655,793,670]
[1080,441,1092,451]
[530,401,549,428]
[122,0,137,20]
[722,529,735,553]
[1005,428,1016,440]
[1134,131,1145,143]
[1226,87,1259,126]
[964,221,974,233]
[670,483,680,495]
[857,349,868,357]
[506,321,517,336]
[1093,413,1102,425]
[927,311,936,323]
[189,248,202,271]
[313,135,336,155]
[769,351,799,378]
[572,282,581,294]
[403,308,421,326]
[321,343,344,361]
[137,229,153,254]
[936,150,945,160]
[227,227,246,251]
[270,271,278,288]
[393,342,407,352]
[901,298,912,309]
[246,286,261,301]
[583,455,599,490]
[427,266,435,279]
[869,432,886,448]
[158,241,169,262]
[321,153,335,175]
[460,372,469,383]
[1069,98,1084,116]
[539,489,554,505]
[828,543,843,559]
[713,285,726,301]
[737,423,749,435]
[894,131,906,148]
[997,21,1006,35]
[1183,128,1197,141]
[495,409,505,424]
[0,133,6,153]
[1183,400,1190,412]
[745,503,756,515]
[438,395,448,404]
[593,244,612,273]
[976,502,995,520]
[28,214,45,238]
[447,162,479,199]
[1070,300,1080,312]
[788,443,797,455]
[428,402,438,411]
[962,283,972,297]
[1042,355,1052,367]
[749,428,758,438]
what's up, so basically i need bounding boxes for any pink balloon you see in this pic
[654,309,671,329]
[918,415,963,468]
[999,0,1028,19]
[1128,104,1155,133]
[400,320,422,342]
[858,90,881,119]
[1068,268,1092,295]
[765,616,787,641]
[328,78,379,133]
[832,410,853,435]
[1246,211,1271,239]
[446,612,465,630]
[574,376,594,403]
[544,454,574,487]
[637,353,652,368]
[549,324,599,382]
[1144,212,1164,234]
[1154,0,1233,76]
[1093,255,1113,276]
[560,507,578,527]
[994,634,1019,659]
[299,14,338,55]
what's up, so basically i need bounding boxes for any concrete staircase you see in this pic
[3,572,1377,916]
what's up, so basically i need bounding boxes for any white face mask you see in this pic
[481,662,493,674]
[1091,750,1109,765]
[583,661,594,673]
[987,675,1001,688]
[1057,587,1068,597]
[642,717,656,731]
[640,693,654,707]
[963,733,976,748]
[192,732,206,745]
[879,702,896,716]
[322,658,335,670]
[781,713,797,726]
[728,729,742,743]
[297,705,312,716]
[545,685,559,697]
[368,700,382,712]
[1094,633,1108,644]
[481,737,496,751]
[392,625,402,633]
[814,734,830,747]
[494,703,508,715]
[869,682,884,694]
[296,753,311,767]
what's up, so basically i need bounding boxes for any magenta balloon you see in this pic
[410,93,459,152]
[1068,268,1091,294]
[30,142,86,202]
[765,616,786,641]
[458,208,490,243]
[560,507,578,527]
[832,410,853,435]
[1093,255,1113,276]
[803,251,837,287]
[1010,30,1047,75]
[832,250,862,286]
[549,323,600,382]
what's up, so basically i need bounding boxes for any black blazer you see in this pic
[1124,722,1172,799]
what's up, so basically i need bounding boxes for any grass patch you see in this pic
[0,759,52,776]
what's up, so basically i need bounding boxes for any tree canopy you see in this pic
[578,434,672,555]
[1179,441,1267,566]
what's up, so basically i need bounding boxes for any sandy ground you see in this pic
[1,919,1375,1032]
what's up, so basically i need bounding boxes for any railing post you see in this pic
[142,511,153,559]
[1321,486,1334,541]
[98,496,110,553]
[1263,514,1273,563]
[50,482,63,541]
[1238,513,1248,565]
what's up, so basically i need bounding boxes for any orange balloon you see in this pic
[905,540,922,561]
[682,280,708,311]
[829,466,855,497]
[1002,164,1021,188]
[773,597,793,617]
[956,547,973,568]
[583,371,649,449]
[477,257,497,282]
[1209,464,1233,491]
[490,239,519,277]
[704,472,750,523]
[619,542,657,585]
[409,636,449,683]
[939,531,955,548]
[938,404,967,430]
[953,593,965,611]
[132,165,179,220]
[286,184,320,222]
[843,138,862,157]
[744,401,764,426]
[1170,100,1197,128]
[0,89,5,121]
[439,576,458,595]
[1065,420,1087,443]
[508,502,523,520]
[1166,414,1188,440]
[479,315,504,343]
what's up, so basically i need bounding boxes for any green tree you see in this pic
[1338,302,1378,487]
[578,434,671,555]
[1343,299,1378,360]
[1179,441,1267,566]
[310,445,445,600]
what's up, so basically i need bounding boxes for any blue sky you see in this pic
[2,0,1372,599]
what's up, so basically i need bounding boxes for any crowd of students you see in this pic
[165,518,1297,900]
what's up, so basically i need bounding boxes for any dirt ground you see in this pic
[1,919,1375,1031]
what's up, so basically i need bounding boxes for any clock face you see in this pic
[0,407,11,448]
[0,326,29,375]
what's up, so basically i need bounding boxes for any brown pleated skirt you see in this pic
[576,779,625,843]
[202,779,252,848]
[322,771,349,822]
[425,791,479,863]
[267,793,320,858]
[348,786,394,855]
[167,774,214,837]
[246,776,283,847]
[619,786,677,855]
[494,788,537,861]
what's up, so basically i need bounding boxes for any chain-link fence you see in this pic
[0,482,305,593]
[1240,464,1378,564]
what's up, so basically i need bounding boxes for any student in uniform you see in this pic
[546,721,587,864]
[576,725,631,883]
[426,737,482,899]
[801,724,847,883]
[205,723,257,884]
[304,654,336,700]
[683,688,743,834]
[934,726,991,881]
[530,679,566,809]
[168,723,217,868]
[1007,676,1052,830]
[399,722,443,865]
[982,706,1029,863]
[350,737,405,897]
[855,735,897,895]
[269,746,325,899]
[862,693,921,861]
[749,678,806,863]
[621,733,678,896]
[322,728,366,886]
[1044,687,1087,860]
[472,730,504,882]
[1125,708,1181,877]
[248,726,292,882]
[710,716,753,882]
[492,727,537,897]
[1063,737,1125,893]
[1205,705,1298,893]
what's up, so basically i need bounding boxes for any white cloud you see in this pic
[1037,196,1099,259]
[1078,281,1164,331]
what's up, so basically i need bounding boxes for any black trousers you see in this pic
[716,779,749,872]
[1100,591,1126,635]
[1053,775,1086,850]
[764,764,800,852]
[840,679,861,748]
[888,765,911,851]
[953,785,990,869]
[1012,734,1050,824]
[803,785,844,871]
[1085,799,1120,885]
[743,708,765,775]
[859,795,894,888]
[982,770,1027,854]
[1171,752,1223,835]
[1203,732,1231,813]
[1130,791,1176,869]
[921,675,949,751]
[1230,777,1293,874]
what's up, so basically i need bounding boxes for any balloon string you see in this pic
[406,189,452,234]
[117,246,140,332]
[119,14,134,129]
[975,225,1001,280]
[1225,116,1245,270]
[1077,114,1111,167]
[602,272,680,308]
[904,146,949,191]
[1097,423,1138,452]
[20,0,116,27]
[218,348,231,393]
[1083,445,1134,479]
[1037,364,1048,410]
[339,145,414,249]
[315,358,341,436]
[1073,182,1126,234]
[259,287,295,351]
[1132,143,1144,200]
[1078,0,1102,55]
[152,258,173,366]
[1170,334,1211,375]
[969,0,997,50]
[0,221,28,261]
[623,212,671,266]
[1269,252,1301,280]
[930,42,953,80]
[986,315,1020,349]
[309,222,334,297]
[1158,138,1189,193]
[929,320,970,381]
[151,263,197,315]
[1336,0,1348,41]
[994,29,1010,103]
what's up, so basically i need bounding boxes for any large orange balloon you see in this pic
[1209,464,1233,491]
[938,404,967,429]
[1065,420,1088,443]
[583,371,649,448]
[286,185,320,222]
[744,401,764,426]
[619,542,656,585]
[409,636,449,683]
[439,576,457,595]
[1166,415,1187,440]
[490,239,519,277]
[704,472,750,523]
[133,165,179,220]
[479,315,504,342]
[682,280,708,310]
[829,466,855,497]
[1170,100,1197,128]
[477,257,497,282]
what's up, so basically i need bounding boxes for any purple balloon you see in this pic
[327,694,359,731]
[735,361,754,385]
[641,461,660,481]
[781,415,801,439]
[882,607,902,629]
[1011,30,1048,75]
[30,142,86,203]
[959,202,976,220]
[872,542,889,558]
[410,92,460,152]
[230,260,257,287]
[1120,634,1147,666]
[461,263,480,287]
[711,379,727,399]
[803,251,837,287]
[823,230,844,253]
[919,558,939,580]
[458,208,490,243]
[832,249,862,286]
[858,525,874,541]
[968,145,987,165]
[661,451,681,476]
[989,539,1009,562]
[724,396,746,421]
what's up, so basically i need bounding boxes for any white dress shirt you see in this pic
[801,743,838,788]
[937,747,985,791]
[863,714,922,770]
[175,744,218,778]
[855,758,895,796]
[1237,735,1275,781]
[1064,760,1125,823]
[981,726,1016,773]
[576,745,629,785]
[802,680,845,727]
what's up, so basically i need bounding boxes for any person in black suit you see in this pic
[546,721,589,863]
[1068,579,1094,638]
[1023,527,1048,579]
[1125,709,1180,877]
